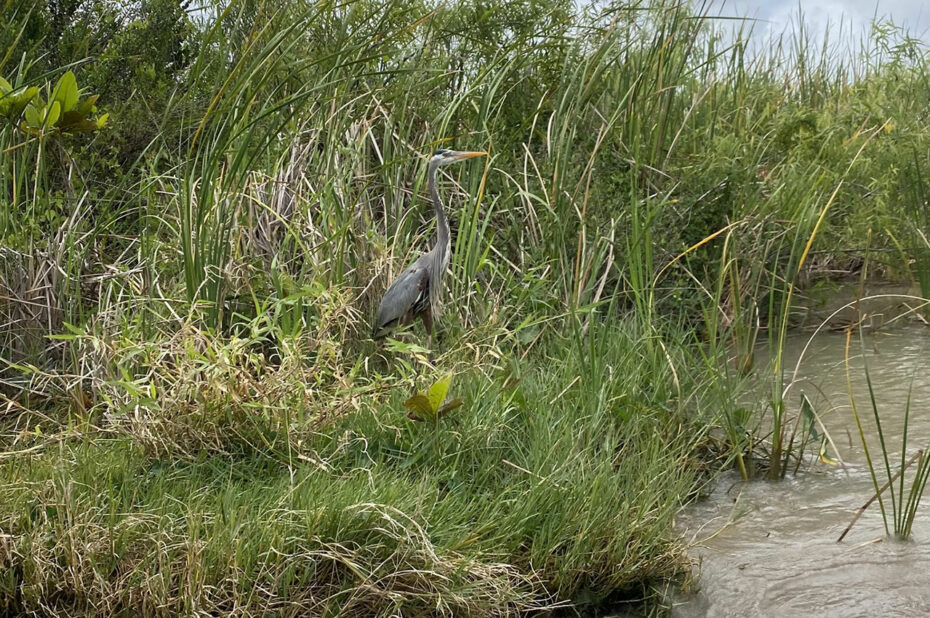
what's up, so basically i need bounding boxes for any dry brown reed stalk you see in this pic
[0,247,65,367]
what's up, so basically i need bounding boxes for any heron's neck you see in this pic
[428,163,451,260]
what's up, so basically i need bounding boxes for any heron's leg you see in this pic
[422,311,434,362]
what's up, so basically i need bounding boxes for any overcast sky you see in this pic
[705,0,930,49]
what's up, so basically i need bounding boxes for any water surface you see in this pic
[675,324,930,617]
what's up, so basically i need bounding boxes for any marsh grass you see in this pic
[3,0,930,612]
[836,242,930,540]
[0,321,713,616]
[843,327,930,540]
[903,152,930,318]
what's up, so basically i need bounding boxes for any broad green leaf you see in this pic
[69,118,102,133]
[24,103,41,127]
[76,94,99,116]
[403,376,462,422]
[58,110,85,131]
[0,77,10,93]
[403,394,434,421]
[58,110,105,133]
[45,101,61,128]
[46,333,80,341]
[62,322,85,335]
[3,87,38,119]
[428,375,452,413]
[51,71,79,111]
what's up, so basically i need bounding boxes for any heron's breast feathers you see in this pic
[372,264,431,337]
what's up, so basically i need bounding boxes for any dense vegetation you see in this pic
[1,0,929,615]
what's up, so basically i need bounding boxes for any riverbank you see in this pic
[1,320,725,615]
[3,0,930,614]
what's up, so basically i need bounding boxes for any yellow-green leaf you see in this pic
[29,90,44,109]
[819,438,838,465]
[76,94,99,116]
[403,394,434,420]
[96,112,109,129]
[45,101,61,127]
[0,77,10,93]
[51,71,79,111]
[3,86,38,119]
[24,103,41,127]
[428,374,452,413]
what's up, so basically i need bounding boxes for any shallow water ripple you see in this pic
[675,326,930,617]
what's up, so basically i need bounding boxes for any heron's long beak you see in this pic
[452,150,486,160]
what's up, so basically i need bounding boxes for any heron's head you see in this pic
[430,149,486,168]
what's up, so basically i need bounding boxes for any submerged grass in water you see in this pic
[843,327,930,541]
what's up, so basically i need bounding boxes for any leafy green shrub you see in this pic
[1,71,107,136]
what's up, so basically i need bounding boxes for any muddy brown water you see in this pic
[674,322,930,617]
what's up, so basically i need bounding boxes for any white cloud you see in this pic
[706,0,930,54]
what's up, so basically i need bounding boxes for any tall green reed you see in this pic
[4,0,930,477]
[845,327,930,539]
[903,150,930,312]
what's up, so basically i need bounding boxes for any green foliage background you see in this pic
[2,0,930,614]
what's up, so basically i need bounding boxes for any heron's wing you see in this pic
[372,255,431,337]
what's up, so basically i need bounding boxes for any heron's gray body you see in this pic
[372,149,482,345]
[371,248,439,338]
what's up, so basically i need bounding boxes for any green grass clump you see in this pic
[0,321,711,616]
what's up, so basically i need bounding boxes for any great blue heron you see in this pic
[372,149,486,350]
